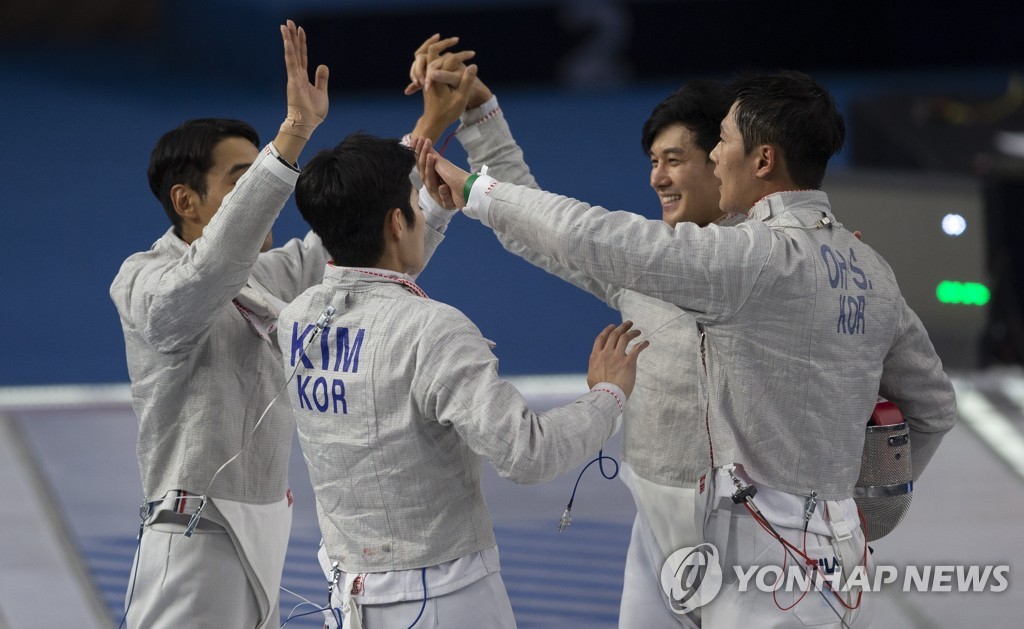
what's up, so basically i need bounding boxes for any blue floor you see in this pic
[81,519,632,628]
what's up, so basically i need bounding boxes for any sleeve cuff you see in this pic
[459,96,500,128]
[462,174,498,227]
[419,185,458,233]
[263,143,301,184]
[456,96,501,144]
[591,382,626,435]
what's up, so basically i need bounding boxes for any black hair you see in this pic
[295,133,416,266]
[147,118,260,235]
[641,79,733,158]
[729,71,845,189]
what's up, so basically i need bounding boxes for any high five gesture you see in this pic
[275,19,330,163]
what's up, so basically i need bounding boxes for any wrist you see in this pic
[460,96,500,128]
[462,173,480,203]
[590,382,626,412]
[411,115,450,143]
[461,173,497,226]
[279,106,322,140]
[266,142,300,173]
[466,89,495,111]
[419,185,457,232]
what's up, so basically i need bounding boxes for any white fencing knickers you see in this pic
[125,493,290,629]
[694,466,875,628]
[316,543,516,629]
[125,511,261,628]
[618,463,701,628]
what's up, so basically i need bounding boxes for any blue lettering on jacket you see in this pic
[333,327,365,373]
[291,320,364,415]
[837,295,866,334]
[821,245,847,290]
[290,323,365,373]
[291,322,316,368]
[297,374,313,409]
[297,375,348,414]
[848,249,868,290]
[822,245,871,335]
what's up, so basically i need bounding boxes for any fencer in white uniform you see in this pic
[402,37,744,628]
[279,132,649,628]
[111,22,335,628]
[422,70,958,628]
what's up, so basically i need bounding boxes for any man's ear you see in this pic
[171,184,196,220]
[387,207,405,240]
[754,144,777,179]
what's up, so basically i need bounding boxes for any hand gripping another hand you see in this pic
[405,33,487,142]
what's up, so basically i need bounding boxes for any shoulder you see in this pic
[280,284,328,324]
[403,299,491,356]
[109,236,176,300]
[696,219,774,270]
[418,298,482,333]
[115,232,173,271]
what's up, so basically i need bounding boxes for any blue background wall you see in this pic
[0,0,1015,384]
[0,75,668,384]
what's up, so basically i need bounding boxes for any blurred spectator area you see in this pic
[852,75,1024,174]
[1,1,1019,91]
[0,0,158,43]
[291,0,1019,91]
[1,0,1022,383]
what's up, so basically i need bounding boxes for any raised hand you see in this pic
[412,137,472,208]
[587,321,650,398]
[279,20,329,143]
[412,136,457,209]
[426,54,494,110]
[405,34,460,95]
[412,58,479,142]
[404,33,492,110]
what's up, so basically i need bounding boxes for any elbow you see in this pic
[142,313,196,355]
[496,458,553,486]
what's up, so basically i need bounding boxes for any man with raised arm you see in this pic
[280,132,649,628]
[420,70,956,628]
[111,21,330,628]
[404,35,738,627]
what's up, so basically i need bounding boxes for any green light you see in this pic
[936,281,990,306]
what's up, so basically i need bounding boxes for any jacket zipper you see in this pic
[699,325,715,467]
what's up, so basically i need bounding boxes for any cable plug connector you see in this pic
[328,561,341,595]
[731,484,758,504]
[183,496,207,537]
[726,464,757,504]
[803,491,818,522]
[315,306,336,332]
[558,507,573,532]
[137,497,151,539]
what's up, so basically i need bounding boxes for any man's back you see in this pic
[281,267,497,573]
[697,190,953,497]
[282,263,631,574]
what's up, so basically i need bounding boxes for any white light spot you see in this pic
[942,213,967,236]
